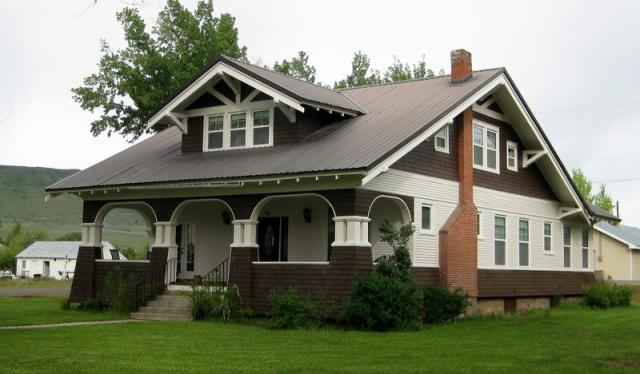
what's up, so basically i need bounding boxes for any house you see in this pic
[47,49,610,313]
[593,220,640,282]
[15,241,124,280]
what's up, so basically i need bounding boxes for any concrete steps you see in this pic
[131,292,192,322]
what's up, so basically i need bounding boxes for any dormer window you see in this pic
[203,106,274,151]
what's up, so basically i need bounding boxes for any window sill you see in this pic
[418,229,436,236]
[543,252,554,256]
[434,147,449,154]
[473,164,500,175]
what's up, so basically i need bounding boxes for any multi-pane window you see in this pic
[230,112,247,147]
[563,226,571,268]
[494,216,506,265]
[519,219,529,266]
[434,126,449,153]
[507,141,518,171]
[543,222,552,252]
[582,229,589,269]
[252,110,270,145]
[473,123,499,173]
[421,205,432,231]
[206,115,224,150]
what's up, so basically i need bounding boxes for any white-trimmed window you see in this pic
[507,141,518,171]
[229,112,247,148]
[543,222,552,253]
[519,219,529,266]
[563,225,571,268]
[434,126,449,153]
[494,215,506,266]
[252,109,271,146]
[473,122,499,173]
[582,229,589,269]
[421,204,432,232]
[206,115,224,150]
[477,212,482,239]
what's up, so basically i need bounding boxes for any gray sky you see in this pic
[1,0,639,224]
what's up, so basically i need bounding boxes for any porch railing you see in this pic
[202,257,230,287]
[133,259,168,311]
[165,257,177,284]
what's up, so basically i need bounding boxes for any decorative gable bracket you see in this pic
[558,207,583,220]
[522,150,548,168]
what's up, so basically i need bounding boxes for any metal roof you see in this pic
[595,221,640,249]
[588,203,621,222]
[16,241,115,259]
[48,68,504,191]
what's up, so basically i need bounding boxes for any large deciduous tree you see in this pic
[72,0,247,141]
[273,51,316,83]
[572,168,615,213]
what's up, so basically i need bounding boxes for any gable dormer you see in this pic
[145,56,366,153]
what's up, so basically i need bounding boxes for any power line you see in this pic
[537,99,640,115]
[592,177,640,184]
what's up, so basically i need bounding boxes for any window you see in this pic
[582,229,589,269]
[477,212,482,238]
[421,204,432,231]
[206,115,224,150]
[473,123,499,173]
[494,215,506,266]
[21,260,26,269]
[230,112,247,147]
[434,126,449,153]
[252,109,271,145]
[110,249,120,260]
[563,225,571,268]
[507,141,518,171]
[543,222,552,252]
[519,219,529,266]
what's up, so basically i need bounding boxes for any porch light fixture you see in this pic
[303,207,312,223]
[222,210,232,225]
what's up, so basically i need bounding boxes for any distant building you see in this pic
[15,241,126,280]
[594,222,640,282]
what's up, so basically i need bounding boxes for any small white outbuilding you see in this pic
[15,241,126,280]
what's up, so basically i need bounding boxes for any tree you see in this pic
[571,168,615,213]
[56,232,83,241]
[72,0,247,141]
[384,55,435,82]
[334,51,382,89]
[0,223,49,271]
[273,51,316,83]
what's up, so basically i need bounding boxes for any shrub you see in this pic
[60,298,71,310]
[341,272,421,331]
[269,288,318,329]
[191,284,246,321]
[582,281,633,308]
[78,298,107,311]
[422,285,470,324]
[101,268,136,313]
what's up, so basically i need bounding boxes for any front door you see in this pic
[258,217,288,261]
[43,261,50,278]
[181,223,196,278]
[176,224,183,278]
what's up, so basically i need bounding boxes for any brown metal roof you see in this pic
[48,68,504,191]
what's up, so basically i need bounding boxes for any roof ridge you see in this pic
[338,67,504,91]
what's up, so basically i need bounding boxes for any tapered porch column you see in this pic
[154,221,178,284]
[228,219,259,305]
[332,216,371,247]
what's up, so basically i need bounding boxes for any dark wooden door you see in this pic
[258,217,288,261]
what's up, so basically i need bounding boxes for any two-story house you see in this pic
[48,49,608,314]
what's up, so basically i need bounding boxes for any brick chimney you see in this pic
[451,49,473,83]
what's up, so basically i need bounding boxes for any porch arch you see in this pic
[249,193,336,221]
[169,198,236,225]
[367,195,414,261]
[94,201,158,229]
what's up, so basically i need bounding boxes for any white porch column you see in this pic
[231,220,259,248]
[154,221,178,284]
[332,216,372,247]
[80,223,103,248]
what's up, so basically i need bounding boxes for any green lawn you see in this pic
[0,278,72,288]
[1,304,639,373]
[0,296,125,327]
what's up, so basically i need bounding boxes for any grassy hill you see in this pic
[0,165,148,256]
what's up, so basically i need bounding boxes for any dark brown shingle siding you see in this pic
[181,116,203,153]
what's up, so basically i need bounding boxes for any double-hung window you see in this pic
[421,204,432,232]
[582,229,589,269]
[206,115,224,150]
[507,141,518,171]
[230,112,247,148]
[494,215,506,266]
[519,219,529,266]
[563,226,571,268]
[252,109,271,146]
[434,126,449,153]
[473,122,499,173]
[543,222,552,252]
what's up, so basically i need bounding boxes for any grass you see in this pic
[0,278,72,288]
[0,296,126,327]
[1,303,640,373]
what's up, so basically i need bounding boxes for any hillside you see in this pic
[0,165,148,254]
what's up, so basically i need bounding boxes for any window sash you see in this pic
[473,123,499,172]
[421,205,431,230]
[435,127,449,152]
[507,142,518,171]
[518,219,529,266]
[494,216,506,266]
[543,222,552,252]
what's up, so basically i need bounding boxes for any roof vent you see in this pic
[451,49,472,83]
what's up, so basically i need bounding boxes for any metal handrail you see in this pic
[202,257,230,287]
[133,259,170,311]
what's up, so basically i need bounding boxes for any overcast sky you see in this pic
[1,0,639,224]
